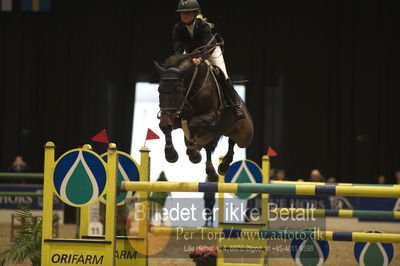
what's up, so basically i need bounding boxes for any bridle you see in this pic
[158,65,199,119]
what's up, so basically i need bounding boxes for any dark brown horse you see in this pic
[154,54,253,181]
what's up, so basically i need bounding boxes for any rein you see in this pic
[187,33,224,59]
[176,65,199,117]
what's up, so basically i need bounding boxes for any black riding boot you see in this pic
[224,78,245,121]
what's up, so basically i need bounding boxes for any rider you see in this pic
[173,0,245,120]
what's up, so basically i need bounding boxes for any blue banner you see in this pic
[0,185,62,210]
[358,197,400,222]
[270,195,357,210]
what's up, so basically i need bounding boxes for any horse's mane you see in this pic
[162,54,191,70]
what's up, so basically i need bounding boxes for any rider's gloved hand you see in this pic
[192,57,202,65]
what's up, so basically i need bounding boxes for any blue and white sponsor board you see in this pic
[225,160,263,200]
[354,231,394,266]
[53,149,107,207]
[101,151,140,206]
[290,236,329,266]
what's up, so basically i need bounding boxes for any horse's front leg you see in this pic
[184,138,202,164]
[159,116,179,163]
[205,143,219,182]
[163,130,178,163]
[218,138,235,175]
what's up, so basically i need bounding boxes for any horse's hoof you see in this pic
[166,153,178,163]
[207,173,219,182]
[187,149,202,164]
[218,163,230,175]
[165,148,178,163]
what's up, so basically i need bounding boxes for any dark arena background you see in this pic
[1,0,399,182]
[1,1,400,266]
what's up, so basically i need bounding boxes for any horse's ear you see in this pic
[176,63,194,76]
[153,61,166,75]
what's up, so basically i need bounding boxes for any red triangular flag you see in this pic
[145,128,160,140]
[267,146,278,157]
[91,129,109,144]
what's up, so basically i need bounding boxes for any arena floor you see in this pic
[1,218,399,266]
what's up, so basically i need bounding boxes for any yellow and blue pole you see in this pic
[121,182,400,198]
[150,227,400,243]
[273,208,400,219]
[271,180,400,187]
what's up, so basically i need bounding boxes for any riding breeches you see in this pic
[209,46,229,80]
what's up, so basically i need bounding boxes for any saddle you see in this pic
[203,60,229,108]
[203,60,248,109]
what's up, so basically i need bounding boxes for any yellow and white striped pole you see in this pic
[104,143,118,266]
[41,141,56,266]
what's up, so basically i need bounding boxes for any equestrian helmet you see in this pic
[176,0,200,12]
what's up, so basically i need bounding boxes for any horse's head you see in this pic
[154,55,194,133]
